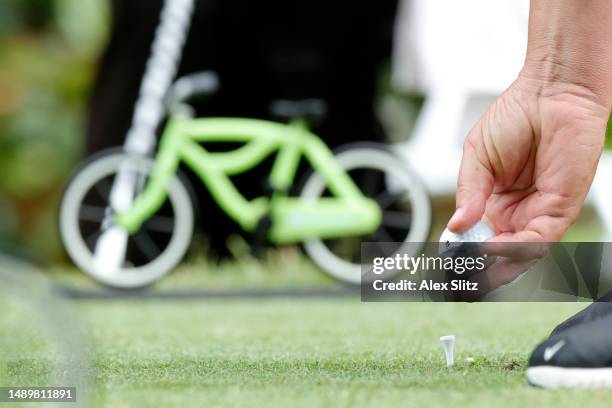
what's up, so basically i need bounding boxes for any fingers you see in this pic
[448,129,494,233]
[481,237,551,260]
[461,258,536,301]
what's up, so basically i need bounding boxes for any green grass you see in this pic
[5,295,611,407]
[91,302,612,407]
[5,248,612,408]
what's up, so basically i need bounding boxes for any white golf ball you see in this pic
[439,221,494,253]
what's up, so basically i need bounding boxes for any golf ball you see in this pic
[439,221,494,253]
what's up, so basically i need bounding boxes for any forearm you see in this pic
[522,0,612,107]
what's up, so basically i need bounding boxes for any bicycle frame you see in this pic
[116,117,381,244]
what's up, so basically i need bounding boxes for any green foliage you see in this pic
[606,113,612,150]
[55,0,109,58]
[0,0,108,254]
[0,45,85,196]
[0,0,107,197]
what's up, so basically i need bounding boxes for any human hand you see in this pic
[447,77,610,243]
[444,0,612,295]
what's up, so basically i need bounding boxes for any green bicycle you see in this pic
[60,73,431,288]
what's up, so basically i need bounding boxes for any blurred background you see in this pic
[0,0,610,269]
[0,0,404,267]
[0,0,108,260]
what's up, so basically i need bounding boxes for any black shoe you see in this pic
[527,312,612,388]
[549,292,612,337]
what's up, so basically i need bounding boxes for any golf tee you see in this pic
[440,335,456,368]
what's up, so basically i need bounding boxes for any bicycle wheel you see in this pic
[299,143,431,284]
[59,151,194,288]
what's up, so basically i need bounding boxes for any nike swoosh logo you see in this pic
[543,340,566,362]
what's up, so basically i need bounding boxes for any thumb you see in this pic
[448,134,494,233]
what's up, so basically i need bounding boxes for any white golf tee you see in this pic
[440,335,456,368]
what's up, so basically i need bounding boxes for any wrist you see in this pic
[520,52,612,109]
[522,0,612,108]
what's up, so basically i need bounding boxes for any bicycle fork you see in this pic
[115,149,181,235]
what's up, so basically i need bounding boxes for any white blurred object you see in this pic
[392,0,612,240]
[93,226,128,275]
[392,0,528,195]
[392,0,528,94]
[440,221,494,244]
[587,155,612,241]
[93,0,196,279]
[440,335,456,368]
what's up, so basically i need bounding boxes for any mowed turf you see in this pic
[50,300,606,407]
[4,248,612,407]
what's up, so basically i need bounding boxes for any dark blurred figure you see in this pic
[87,0,398,254]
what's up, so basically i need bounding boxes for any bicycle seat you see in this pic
[269,98,328,125]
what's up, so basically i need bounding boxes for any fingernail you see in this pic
[448,208,464,227]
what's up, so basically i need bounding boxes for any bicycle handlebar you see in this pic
[166,71,220,115]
